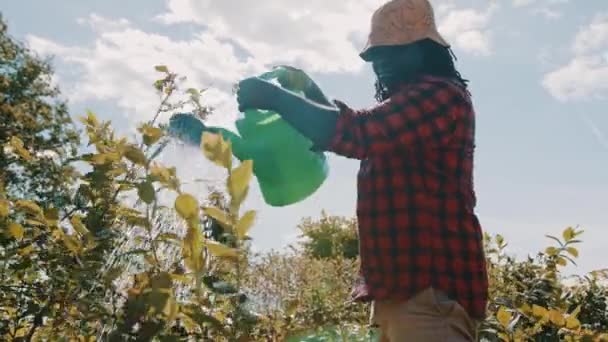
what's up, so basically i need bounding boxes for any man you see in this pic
[236,0,488,340]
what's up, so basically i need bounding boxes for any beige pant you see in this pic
[370,288,478,342]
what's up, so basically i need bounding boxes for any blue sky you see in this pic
[3,0,607,275]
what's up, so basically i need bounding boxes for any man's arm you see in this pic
[266,85,340,150]
[325,79,467,159]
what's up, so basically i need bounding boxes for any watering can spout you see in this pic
[168,113,250,160]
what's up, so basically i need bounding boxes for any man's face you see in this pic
[368,44,424,85]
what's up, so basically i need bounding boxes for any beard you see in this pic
[373,66,421,102]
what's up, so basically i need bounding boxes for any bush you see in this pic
[243,215,608,341]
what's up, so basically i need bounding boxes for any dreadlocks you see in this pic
[374,39,468,102]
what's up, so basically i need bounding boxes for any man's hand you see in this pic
[236,77,279,112]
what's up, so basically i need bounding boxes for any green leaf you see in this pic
[228,160,253,208]
[175,194,199,220]
[236,210,256,239]
[8,222,24,240]
[138,181,156,204]
[124,145,147,165]
[205,240,238,258]
[155,65,169,73]
[203,207,232,228]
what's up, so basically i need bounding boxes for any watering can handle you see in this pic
[260,66,333,107]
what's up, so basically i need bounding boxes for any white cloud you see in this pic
[573,13,608,55]
[156,0,377,73]
[25,1,497,127]
[543,13,608,102]
[438,5,497,56]
[159,0,497,66]
[513,0,569,19]
[543,56,608,101]
[27,14,262,127]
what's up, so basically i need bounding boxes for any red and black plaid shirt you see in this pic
[328,75,488,320]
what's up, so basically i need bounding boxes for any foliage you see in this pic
[298,212,358,260]
[243,215,608,342]
[241,249,367,340]
[1,16,260,340]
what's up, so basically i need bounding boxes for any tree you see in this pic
[0,15,80,206]
[298,212,359,259]
[1,16,260,340]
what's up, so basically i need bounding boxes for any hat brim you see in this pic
[359,31,450,61]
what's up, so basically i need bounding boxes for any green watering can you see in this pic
[168,66,331,207]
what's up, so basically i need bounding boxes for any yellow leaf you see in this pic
[124,145,147,165]
[14,200,43,217]
[203,207,232,228]
[150,164,172,183]
[497,332,510,342]
[45,207,59,221]
[70,215,89,237]
[566,247,579,258]
[548,309,565,326]
[228,160,253,207]
[532,305,548,318]
[570,305,581,318]
[201,132,232,169]
[557,257,567,267]
[62,234,82,255]
[13,327,28,338]
[0,199,10,217]
[170,273,191,284]
[565,316,580,330]
[205,240,238,258]
[10,136,32,160]
[18,245,34,256]
[8,222,24,240]
[545,246,559,256]
[563,227,575,241]
[236,210,256,239]
[155,65,169,73]
[90,152,120,165]
[175,194,199,220]
[164,296,179,322]
[183,222,204,272]
[81,111,100,127]
[519,303,532,314]
[497,306,512,328]
[142,126,163,146]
